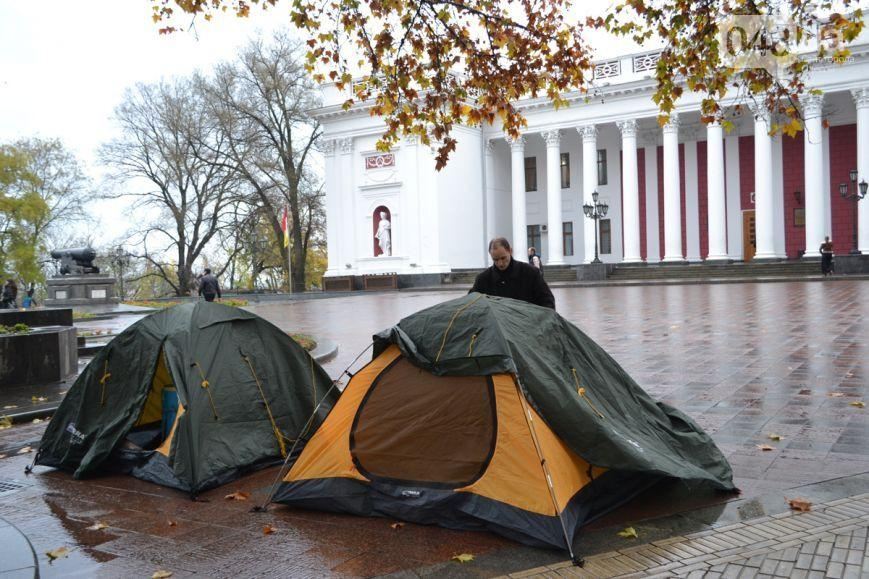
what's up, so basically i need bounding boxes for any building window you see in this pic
[563,222,574,256]
[597,149,608,186]
[527,225,541,254]
[600,219,612,255]
[560,153,570,188]
[524,157,537,192]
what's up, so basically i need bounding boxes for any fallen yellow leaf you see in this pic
[17,446,32,454]
[617,527,638,539]
[224,491,250,501]
[152,571,173,579]
[31,396,47,403]
[0,454,7,459]
[390,522,405,530]
[46,546,70,561]
[849,401,865,408]
[32,418,43,424]
[0,416,12,430]
[767,433,783,441]
[756,444,775,451]
[263,524,276,535]
[829,392,845,397]
[787,497,812,512]
[86,522,108,531]
[167,520,177,527]
[452,553,475,563]
[3,405,18,409]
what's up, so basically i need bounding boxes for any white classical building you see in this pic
[316,28,869,285]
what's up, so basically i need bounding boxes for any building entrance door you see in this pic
[743,210,756,262]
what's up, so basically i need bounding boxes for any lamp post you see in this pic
[110,246,131,300]
[583,190,609,264]
[838,169,868,255]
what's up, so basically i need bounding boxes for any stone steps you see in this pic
[609,261,821,280]
[447,266,577,285]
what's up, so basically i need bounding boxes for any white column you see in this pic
[323,139,340,275]
[508,136,528,259]
[403,136,422,266]
[421,140,442,267]
[706,121,728,261]
[578,125,598,263]
[853,88,869,253]
[337,137,355,270]
[725,132,743,260]
[684,138,701,261]
[662,114,683,262]
[752,105,778,260]
[644,138,660,261]
[542,130,565,265]
[484,139,497,255]
[618,120,642,262]
[802,93,825,258]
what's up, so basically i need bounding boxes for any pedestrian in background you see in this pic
[820,236,834,277]
[2,279,18,309]
[198,269,221,302]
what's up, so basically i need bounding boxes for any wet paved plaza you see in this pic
[0,280,867,577]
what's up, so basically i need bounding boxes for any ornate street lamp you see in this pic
[583,190,609,264]
[111,246,131,299]
[838,169,868,255]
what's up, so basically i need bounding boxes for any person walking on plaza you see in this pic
[528,247,544,278]
[1,279,18,309]
[471,237,555,309]
[22,283,36,308]
[198,269,221,302]
[820,236,835,277]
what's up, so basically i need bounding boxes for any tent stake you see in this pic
[514,377,580,563]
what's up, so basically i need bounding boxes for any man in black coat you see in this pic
[198,269,222,302]
[470,237,555,309]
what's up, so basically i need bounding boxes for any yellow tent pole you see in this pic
[242,355,287,458]
[513,377,583,566]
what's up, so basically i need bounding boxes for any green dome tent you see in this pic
[34,302,337,495]
[273,293,734,554]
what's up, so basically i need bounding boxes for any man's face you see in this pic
[490,246,512,271]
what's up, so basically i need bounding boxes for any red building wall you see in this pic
[829,124,859,253]
[738,136,754,212]
[620,148,649,261]
[697,141,709,259]
[781,134,806,258]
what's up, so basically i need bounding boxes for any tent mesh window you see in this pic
[350,357,497,487]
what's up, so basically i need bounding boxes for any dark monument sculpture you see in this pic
[50,247,101,275]
[46,246,117,306]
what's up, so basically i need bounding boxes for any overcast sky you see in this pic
[0,0,635,246]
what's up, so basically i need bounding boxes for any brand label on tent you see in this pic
[66,423,85,445]
[401,490,421,498]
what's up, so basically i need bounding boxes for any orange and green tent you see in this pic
[273,293,734,553]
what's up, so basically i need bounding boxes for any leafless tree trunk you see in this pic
[100,79,241,296]
[205,32,324,293]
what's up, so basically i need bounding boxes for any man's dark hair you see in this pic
[488,237,512,252]
[204,268,212,275]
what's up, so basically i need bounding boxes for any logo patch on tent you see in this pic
[401,490,421,498]
[66,423,85,445]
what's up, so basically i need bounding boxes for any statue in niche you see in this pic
[375,209,392,256]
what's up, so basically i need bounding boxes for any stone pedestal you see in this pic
[0,326,78,387]
[45,274,118,307]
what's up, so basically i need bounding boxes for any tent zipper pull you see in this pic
[572,368,604,419]
[193,361,219,420]
[467,333,478,357]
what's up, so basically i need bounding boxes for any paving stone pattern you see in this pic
[508,493,869,578]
